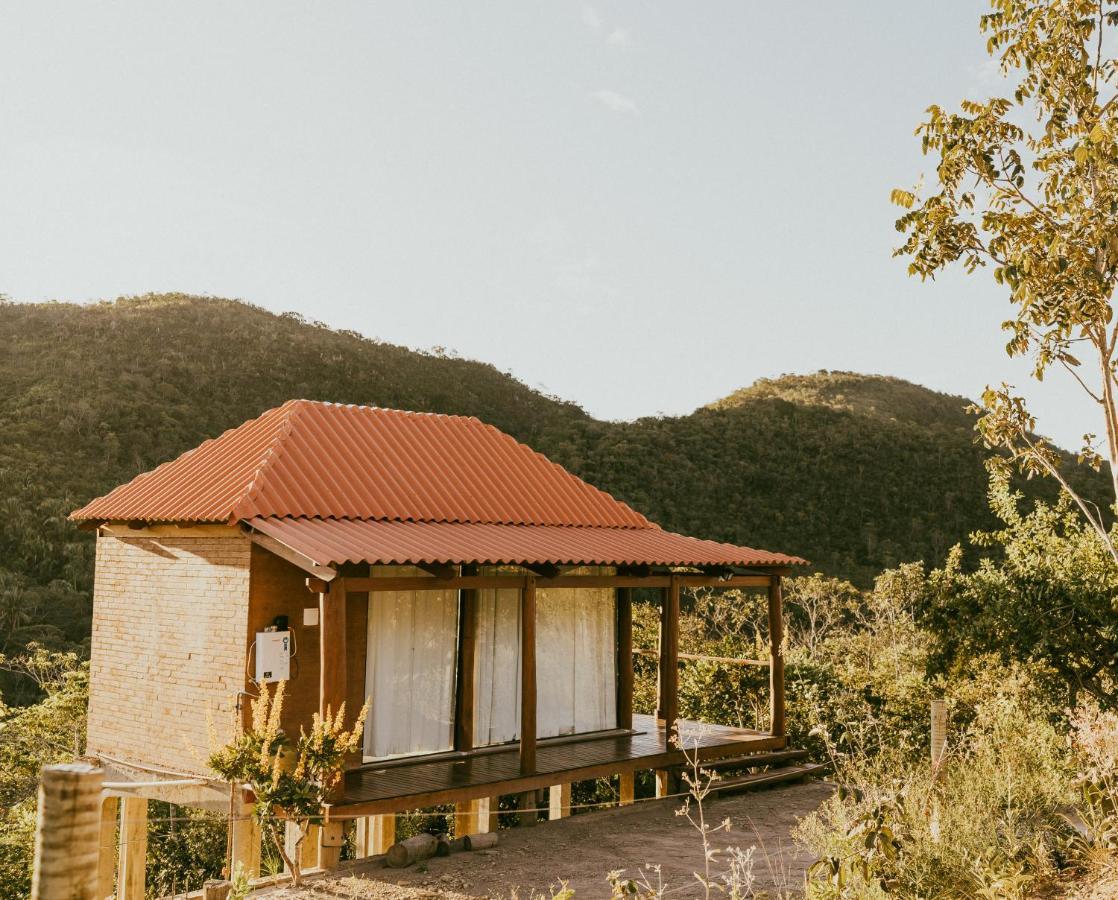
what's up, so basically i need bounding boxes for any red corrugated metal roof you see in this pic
[70,400,650,528]
[247,517,808,569]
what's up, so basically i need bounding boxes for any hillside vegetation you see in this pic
[0,294,1103,667]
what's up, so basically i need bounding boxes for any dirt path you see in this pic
[260,780,833,900]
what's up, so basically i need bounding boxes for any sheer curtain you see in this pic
[363,567,459,760]
[473,586,521,746]
[537,583,616,738]
[472,572,617,743]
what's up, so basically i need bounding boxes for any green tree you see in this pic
[893,0,1118,560]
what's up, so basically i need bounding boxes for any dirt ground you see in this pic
[258,780,834,900]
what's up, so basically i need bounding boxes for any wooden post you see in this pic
[457,799,494,836]
[284,821,320,873]
[202,881,233,900]
[318,821,345,871]
[616,587,633,731]
[767,575,786,738]
[230,796,260,880]
[31,763,103,900]
[655,770,672,798]
[520,576,537,776]
[517,790,538,827]
[656,576,680,738]
[116,797,147,900]
[931,700,947,770]
[548,783,572,820]
[455,578,477,752]
[618,772,635,806]
[97,796,119,900]
[320,577,348,803]
[479,796,499,833]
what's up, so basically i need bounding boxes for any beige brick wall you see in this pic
[87,533,251,775]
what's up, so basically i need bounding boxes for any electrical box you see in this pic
[256,630,291,683]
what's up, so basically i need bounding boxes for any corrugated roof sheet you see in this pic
[247,516,808,569]
[70,400,650,528]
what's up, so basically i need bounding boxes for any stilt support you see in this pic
[318,821,345,871]
[619,772,635,806]
[548,783,572,820]
[230,798,260,880]
[97,796,120,900]
[117,797,147,900]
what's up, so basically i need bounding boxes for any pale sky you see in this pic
[0,1,1098,450]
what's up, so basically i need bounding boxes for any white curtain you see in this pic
[364,568,459,760]
[537,584,617,738]
[473,587,521,746]
[472,573,617,743]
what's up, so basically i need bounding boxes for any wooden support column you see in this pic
[618,773,635,806]
[767,575,786,738]
[519,576,537,776]
[284,822,320,873]
[479,796,499,833]
[32,763,103,900]
[230,796,261,880]
[454,574,477,753]
[656,576,680,738]
[455,799,489,836]
[97,796,120,900]
[318,822,345,871]
[548,783,572,820]
[319,577,348,802]
[116,797,147,900]
[655,770,672,799]
[616,587,633,731]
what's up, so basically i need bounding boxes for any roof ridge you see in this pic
[293,398,484,424]
[230,399,305,521]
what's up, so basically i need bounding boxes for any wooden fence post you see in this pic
[202,880,232,900]
[31,763,103,900]
[931,699,947,771]
[97,796,119,900]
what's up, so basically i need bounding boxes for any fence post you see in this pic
[930,699,947,771]
[202,880,232,900]
[31,762,104,900]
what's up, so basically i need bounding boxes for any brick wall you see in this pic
[87,533,251,775]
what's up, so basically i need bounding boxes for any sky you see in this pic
[0,1,1099,450]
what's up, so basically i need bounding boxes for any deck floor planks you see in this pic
[339,715,779,814]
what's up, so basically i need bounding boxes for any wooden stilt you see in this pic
[479,796,499,833]
[230,798,260,880]
[97,796,120,900]
[517,790,538,827]
[283,821,321,873]
[548,783,572,820]
[317,822,345,871]
[117,797,147,900]
[371,815,395,854]
[654,770,671,799]
[618,772,635,807]
[455,799,486,836]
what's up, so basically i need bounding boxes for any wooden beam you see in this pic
[768,575,786,738]
[331,573,777,593]
[616,588,633,731]
[656,576,680,738]
[247,531,337,581]
[454,583,478,752]
[117,797,147,900]
[520,576,537,776]
[320,578,348,801]
[521,562,560,578]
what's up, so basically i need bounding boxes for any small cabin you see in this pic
[70,399,805,877]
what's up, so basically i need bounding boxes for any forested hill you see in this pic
[0,294,1103,668]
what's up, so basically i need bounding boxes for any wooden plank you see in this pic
[616,588,633,731]
[318,822,345,870]
[117,797,147,900]
[454,583,478,752]
[98,796,119,900]
[768,575,786,738]
[320,578,348,802]
[520,577,537,775]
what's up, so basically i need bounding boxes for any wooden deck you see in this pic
[335,714,783,818]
